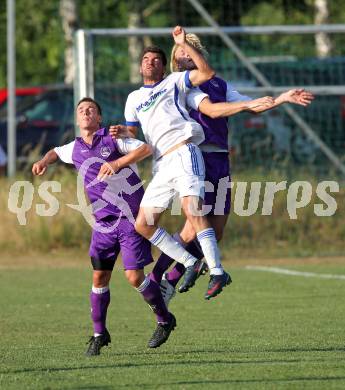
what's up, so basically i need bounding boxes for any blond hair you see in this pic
[170,33,208,72]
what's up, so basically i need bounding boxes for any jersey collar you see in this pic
[76,127,107,148]
[142,78,165,89]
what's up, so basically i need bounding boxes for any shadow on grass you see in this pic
[68,387,113,390]
[112,345,345,356]
[2,355,344,376]
[56,375,345,389]
[115,376,345,387]
[6,345,342,356]
[264,346,345,353]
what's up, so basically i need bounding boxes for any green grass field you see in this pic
[1,255,345,389]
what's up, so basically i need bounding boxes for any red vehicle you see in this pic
[0,86,74,161]
[0,86,46,108]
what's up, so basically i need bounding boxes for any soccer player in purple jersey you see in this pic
[110,26,278,302]
[154,34,314,304]
[32,97,177,354]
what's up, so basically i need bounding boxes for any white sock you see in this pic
[92,285,109,294]
[149,227,197,267]
[135,276,150,293]
[196,228,223,275]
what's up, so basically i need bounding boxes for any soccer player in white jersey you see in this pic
[116,26,238,299]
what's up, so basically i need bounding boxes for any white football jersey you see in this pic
[125,71,207,160]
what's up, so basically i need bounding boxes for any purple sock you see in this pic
[150,253,175,284]
[166,240,204,287]
[90,287,110,334]
[138,277,171,324]
[150,232,182,284]
[166,262,185,287]
[185,239,204,260]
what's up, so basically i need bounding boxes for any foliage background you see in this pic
[1,0,345,88]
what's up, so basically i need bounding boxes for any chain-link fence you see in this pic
[74,0,345,177]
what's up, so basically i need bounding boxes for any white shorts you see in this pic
[141,143,205,209]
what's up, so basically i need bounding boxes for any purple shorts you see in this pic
[203,152,231,215]
[89,217,153,270]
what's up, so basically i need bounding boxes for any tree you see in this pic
[0,0,64,87]
[314,0,332,58]
[127,1,145,83]
[60,0,79,84]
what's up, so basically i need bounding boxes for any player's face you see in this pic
[174,46,196,71]
[140,52,165,81]
[76,102,101,131]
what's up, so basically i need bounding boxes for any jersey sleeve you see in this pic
[172,71,193,93]
[226,82,252,102]
[124,92,140,127]
[116,137,145,154]
[54,141,75,164]
[186,87,209,110]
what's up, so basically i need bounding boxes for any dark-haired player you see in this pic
[32,97,176,354]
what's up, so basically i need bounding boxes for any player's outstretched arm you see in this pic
[32,149,59,176]
[97,143,152,181]
[197,96,275,118]
[274,89,314,107]
[172,25,215,86]
[251,89,315,114]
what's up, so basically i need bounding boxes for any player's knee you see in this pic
[125,270,145,288]
[135,217,152,238]
[180,229,197,243]
[93,271,111,288]
[187,215,209,234]
[134,219,144,235]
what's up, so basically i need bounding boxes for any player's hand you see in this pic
[246,96,275,113]
[97,161,119,181]
[172,25,186,46]
[279,89,315,106]
[109,124,127,139]
[32,160,47,176]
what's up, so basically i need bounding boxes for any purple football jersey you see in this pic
[71,128,144,221]
[189,76,229,149]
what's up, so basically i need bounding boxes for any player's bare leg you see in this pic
[135,207,200,292]
[152,218,203,306]
[180,196,221,273]
[135,206,164,239]
[166,215,229,281]
[154,213,231,305]
[206,214,229,242]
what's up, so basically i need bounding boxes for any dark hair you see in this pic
[77,97,102,115]
[140,46,167,66]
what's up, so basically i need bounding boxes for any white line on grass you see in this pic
[245,266,345,280]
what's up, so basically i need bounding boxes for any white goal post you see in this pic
[74,24,345,103]
[73,24,345,175]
